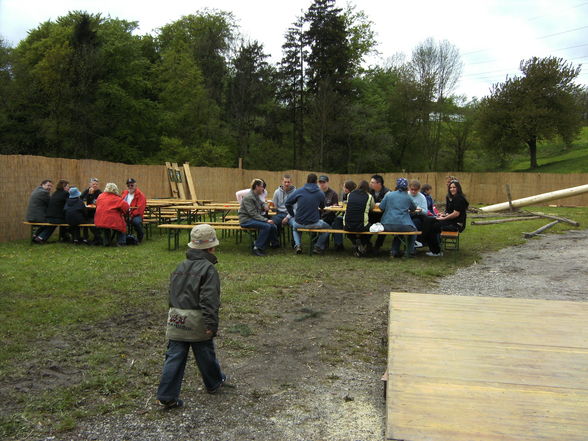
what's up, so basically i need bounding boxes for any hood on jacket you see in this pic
[186,247,218,265]
[303,183,320,193]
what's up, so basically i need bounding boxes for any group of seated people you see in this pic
[26,177,147,246]
[238,173,469,258]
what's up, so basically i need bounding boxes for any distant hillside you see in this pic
[508,127,588,173]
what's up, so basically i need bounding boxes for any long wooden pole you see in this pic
[523,221,559,238]
[472,216,541,225]
[527,212,580,226]
[479,184,588,213]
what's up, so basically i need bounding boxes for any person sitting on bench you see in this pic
[46,179,71,242]
[95,183,129,246]
[378,178,417,258]
[343,180,374,257]
[423,179,469,257]
[26,179,53,244]
[286,173,330,255]
[64,187,88,245]
[331,180,356,252]
[121,178,146,243]
[239,178,278,257]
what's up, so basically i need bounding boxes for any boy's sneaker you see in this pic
[425,251,443,257]
[208,375,235,394]
[414,240,423,248]
[294,245,302,255]
[158,399,184,409]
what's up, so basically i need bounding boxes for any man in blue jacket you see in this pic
[285,173,330,255]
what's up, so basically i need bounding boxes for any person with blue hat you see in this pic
[64,186,88,244]
[378,177,418,257]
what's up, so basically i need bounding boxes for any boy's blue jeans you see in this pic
[157,339,225,401]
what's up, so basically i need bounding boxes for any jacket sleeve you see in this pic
[135,191,146,218]
[119,198,130,213]
[199,265,221,333]
[378,194,386,211]
[285,190,297,217]
[272,188,281,207]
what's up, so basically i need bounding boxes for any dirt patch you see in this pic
[48,270,417,441]
[0,310,161,419]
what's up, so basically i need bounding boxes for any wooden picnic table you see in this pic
[146,199,212,206]
[324,204,382,213]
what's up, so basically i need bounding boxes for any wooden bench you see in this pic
[24,222,96,242]
[25,221,153,243]
[158,223,257,250]
[440,230,460,251]
[296,228,421,257]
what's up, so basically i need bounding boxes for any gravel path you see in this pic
[430,228,588,301]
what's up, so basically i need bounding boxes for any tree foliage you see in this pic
[1,4,583,174]
[477,56,583,169]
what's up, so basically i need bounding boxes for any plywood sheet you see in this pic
[387,292,588,441]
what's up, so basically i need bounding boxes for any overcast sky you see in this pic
[1,0,587,99]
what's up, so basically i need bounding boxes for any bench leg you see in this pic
[166,228,172,251]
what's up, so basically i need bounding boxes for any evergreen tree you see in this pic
[278,17,306,169]
[227,40,277,167]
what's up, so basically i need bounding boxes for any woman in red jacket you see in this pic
[95,183,130,246]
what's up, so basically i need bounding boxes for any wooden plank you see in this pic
[165,162,179,198]
[387,293,588,441]
[183,162,198,201]
[172,162,186,199]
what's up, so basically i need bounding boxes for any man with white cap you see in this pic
[156,224,227,409]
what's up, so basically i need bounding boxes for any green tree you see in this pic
[477,56,583,169]
[157,10,236,106]
[227,40,276,167]
[0,38,14,153]
[344,68,396,173]
[302,0,376,171]
[279,16,306,168]
[444,97,478,171]
[154,42,225,164]
[9,11,159,162]
[409,38,463,170]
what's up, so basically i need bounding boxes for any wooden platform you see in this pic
[387,292,588,441]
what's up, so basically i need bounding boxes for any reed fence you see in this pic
[1,154,587,242]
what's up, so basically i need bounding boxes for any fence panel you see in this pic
[1,155,587,242]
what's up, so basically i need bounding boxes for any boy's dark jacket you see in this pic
[166,248,220,342]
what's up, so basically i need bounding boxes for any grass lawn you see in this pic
[1,206,587,439]
[508,126,588,173]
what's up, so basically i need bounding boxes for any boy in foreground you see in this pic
[156,224,227,408]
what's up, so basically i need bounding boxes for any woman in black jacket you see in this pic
[343,180,375,257]
[45,179,70,242]
[423,179,469,257]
